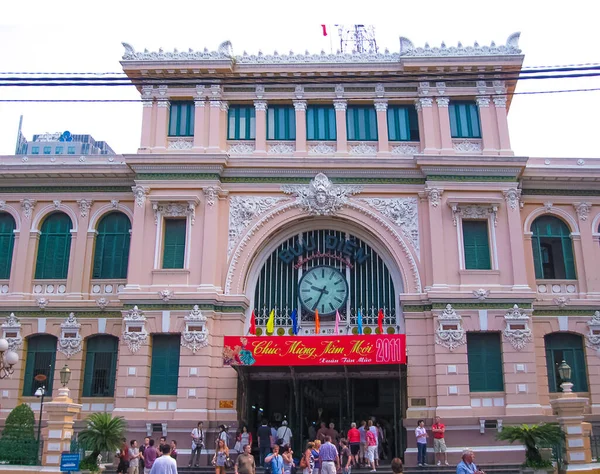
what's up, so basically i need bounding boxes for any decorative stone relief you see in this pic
[574,202,591,221]
[152,202,197,225]
[168,138,193,150]
[36,297,49,309]
[335,84,344,98]
[503,188,521,210]
[203,187,218,207]
[255,85,265,99]
[53,200,62,210]
[2,313,22,352]
[293,100,307,111]
[503,305,533,351]
[294,86,304,99]
[375,83,385,97]
[435,304,466,351]
[228,196,286,257]
[21,199,36,219]
[159,289,174,301]
[77,199,93,218]
[436,97,450,107]
[361,198,419,254]
[267,142,295,155]
[58,313,83,358]
[586,311,600,355]
[349,142,377,156]
[473,289,490,301]
[0,201,5,211]
[96,298,109,310]
[308,142,336,155]
[228,142,255,154]
[122,306,148,353]
[400,33,521,57]
[543,201,553,211]
[282,173,362,217]
[390,144,420,155]
[493,96,507,108]
[181,305,209,353]
[451,204,498,227]
[132,185,149,207]
[414,97,433,111]
[254,100,267,111]
[453,140,482,153]
[374,100,388,112]
[333,99,347,111]
[476,96,491,108]
[553,297,570,308]
[425,188,443,207]
[110,199,119,209]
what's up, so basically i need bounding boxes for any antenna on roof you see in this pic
[336,25,378,54]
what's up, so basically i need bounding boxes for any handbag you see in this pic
[277,427,289,445]
[225,458,234,469]
[299,456,308,469]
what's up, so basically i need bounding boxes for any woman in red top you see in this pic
[347,423,361,466]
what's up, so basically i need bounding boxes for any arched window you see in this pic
[0,213,16,279]
[545,333,588,393]
[82,336,119,397]
[531,216,575,279]
[35,213,73,279]
[92,212,131,279]
[23,335,57,396]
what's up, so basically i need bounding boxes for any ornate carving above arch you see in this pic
[591,211,600,237]
[225,199,421,296]
[88,202,134,231]
[523,206,579,234]
[30,203,78,232]
[0,202,22,231]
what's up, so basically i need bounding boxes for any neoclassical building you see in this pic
[1,32,600,464]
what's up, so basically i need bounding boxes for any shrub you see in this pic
[497,423,564,468]
[0,404,38,465]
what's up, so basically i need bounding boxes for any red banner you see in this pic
[223,334,406,366]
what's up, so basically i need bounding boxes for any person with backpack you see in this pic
[276,420,292,446]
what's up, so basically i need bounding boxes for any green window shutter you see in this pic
[228,106,256,140]
[168,101,195,137]
[162,219,186,269]
[531,216,576,280]
[347,106,378,141]
[0,213,16,279]
[562,237,576,279]
[467,333,504,392]
[150,335,180,395]
[83,336,118,397]
[35,213,73,279]
[23,335,57,396]
[545,333,588,393]
[531,235,544,279]
[92,212,131,279]
[267,106,296,140]
[462,220,491,270]
[449,101,481,138]
[306,106,336,141]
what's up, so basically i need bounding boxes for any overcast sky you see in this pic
[0,0,598,158]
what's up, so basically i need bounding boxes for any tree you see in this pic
[497,423,564,467]
[0,404,38,465]
[78,412,126,460]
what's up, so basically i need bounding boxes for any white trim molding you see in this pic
[503,304,533,351]
[522,205,580,234]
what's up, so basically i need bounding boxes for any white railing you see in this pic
[90,280,127,295]
[307,141,337,155]
[267,141,295,155]
[32,280,68,295]
[348,141,378,156]
[390,141,420,156]
[167,137,193,150]
[537,280,578,295]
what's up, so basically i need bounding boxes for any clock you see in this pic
[298,266,348,316]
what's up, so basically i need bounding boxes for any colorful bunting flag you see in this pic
[249,310,256,335]
[315,309,320,334]
[335,310,340,335]
[378,308,384,334]
[357,309,363,335]
[266,309,275,334]
[291,309,298,335]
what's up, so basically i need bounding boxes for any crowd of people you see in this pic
[117,436,178,474]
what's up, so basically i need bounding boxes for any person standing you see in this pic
[118,438,131,474]
[158,437,168,457]
[258,419,272,467]
[271,423,278,449]
[316,422,327,443]
[358,421,367,467]
[213,439,230,474]
[277,420,292,446]
[235,444,256,474]
[265,444,285,474]
[367,421,379,468]
[140,437,150,473]
[281,444,294,474]
[456,450,484,474]
[432,416,448,466]
[312,440,321,474]
[326,423,340,446]
[129,440,142,474]
[170,441,178,461]
[144,439,158,474]
[366,426,378,472]
[415,420,428,467]
[301,441,315,474]
[347,423,360,467]
[391,458,403,474]
[189,421,205,467]
[317,436,339,474]
[339,439,352,474]
[236,425,253,452]
[217,425,230,448]
[149,444,177,474]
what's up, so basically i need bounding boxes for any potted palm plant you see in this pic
[77,413,127,473]
[496,423,563,474]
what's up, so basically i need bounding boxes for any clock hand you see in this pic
[312,290,326,311]
[311,285,330,295]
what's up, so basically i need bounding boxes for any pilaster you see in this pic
[41,387,82,467]
[493,96,513,155]
[67,205,91,298]
[193,85,207,151]
[293,100,307,157]
[154,85,169,150]
[374,100,389,155]
[140,85,155,150]
[503,189,530,290]
[10,212,32,296]
[199,187,225,293]
[476,96,498,155]
[125,186,149,290]
[575,203,598,293]
[415,98,436,154]
[208,85,224,152]
[254,100,267,154]
[425,187,447,288]
[334,100,348,155]
[435,97,454,154]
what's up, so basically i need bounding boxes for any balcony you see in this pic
[536,280,578,296]
[89,280,127,296]
[32,280,68,295]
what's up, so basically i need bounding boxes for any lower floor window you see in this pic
[545,332,588,392]
[150,335,181,395]
[467,332,504,392]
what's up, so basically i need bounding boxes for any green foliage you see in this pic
[78,412,126,458]
[497,423,564,466]
[79,454,101,473]
[1,404,36,440]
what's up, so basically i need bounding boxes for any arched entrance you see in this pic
[236,219,408,458]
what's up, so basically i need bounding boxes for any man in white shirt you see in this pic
[189,421,204,467]
[276,420,292,446]
[150,444,178,474]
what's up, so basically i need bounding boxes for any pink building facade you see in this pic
[1,32,600,464]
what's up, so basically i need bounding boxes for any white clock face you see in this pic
[298,266,348,316]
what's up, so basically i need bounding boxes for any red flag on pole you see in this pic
[249,310,256,335]
[378,308,384,334]
[321,24,328,36]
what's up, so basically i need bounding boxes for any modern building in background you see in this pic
[1,32,600,465]
[16,130,115,155]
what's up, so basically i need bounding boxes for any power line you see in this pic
[2,87,600,103]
